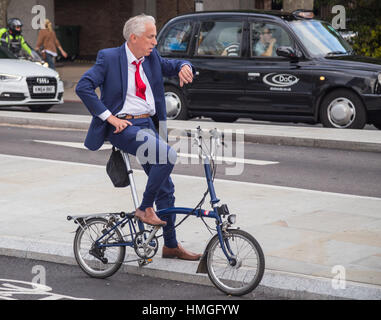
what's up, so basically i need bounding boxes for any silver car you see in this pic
[0,46,64,112]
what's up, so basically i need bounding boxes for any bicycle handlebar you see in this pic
[194,126,224,160]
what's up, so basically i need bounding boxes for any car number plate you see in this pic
[33,86,55,94]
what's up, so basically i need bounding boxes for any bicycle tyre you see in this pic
[206,229,265,296]
[73,218,126,279]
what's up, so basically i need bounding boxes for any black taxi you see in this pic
[157,10,381,129]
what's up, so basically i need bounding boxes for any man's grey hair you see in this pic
[123,14,156,42]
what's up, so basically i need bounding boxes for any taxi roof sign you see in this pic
[292,9,315,19]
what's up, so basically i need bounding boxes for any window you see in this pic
[0,46,16,59]
[289,20,352,57]
[196,21,243,57]
[158,22,192,55]
[251,22,292,57]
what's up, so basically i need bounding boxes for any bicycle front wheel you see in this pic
[206,229,265,296]
[73,218,126,279]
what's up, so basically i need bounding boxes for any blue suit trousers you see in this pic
[107,117,178,248]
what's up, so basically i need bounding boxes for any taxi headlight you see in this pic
[0,73,22,82]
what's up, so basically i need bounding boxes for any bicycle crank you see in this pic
[134,229,159,259]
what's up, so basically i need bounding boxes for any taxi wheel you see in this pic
[164,85,188,120]
[320,90,366,129]
[28,105,53,112]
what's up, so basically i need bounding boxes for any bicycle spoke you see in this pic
[207,230,264,296]
[74,219,126,278]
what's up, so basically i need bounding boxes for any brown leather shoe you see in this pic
[135,207,167,226]
[162,243,202,261]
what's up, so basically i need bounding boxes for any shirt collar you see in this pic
[125,42,144,65]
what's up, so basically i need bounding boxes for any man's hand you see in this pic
[179,64,193,87]
[107,115,132,134]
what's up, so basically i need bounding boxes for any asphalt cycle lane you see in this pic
[0,255,282,300]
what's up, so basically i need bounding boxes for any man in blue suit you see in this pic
[76,14,201,260]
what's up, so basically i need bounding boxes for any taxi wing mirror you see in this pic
[276,46,299,60]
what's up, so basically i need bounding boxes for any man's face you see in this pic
[10,26,21,34]
[262,29,272,42]
[130,22,157,58]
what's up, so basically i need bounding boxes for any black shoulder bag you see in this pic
[106,147,130,187]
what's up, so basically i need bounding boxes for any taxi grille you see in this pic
[26,77,57,99]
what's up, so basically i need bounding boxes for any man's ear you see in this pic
[129,34,137,44]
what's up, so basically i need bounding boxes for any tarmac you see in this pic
[0,63,380,300]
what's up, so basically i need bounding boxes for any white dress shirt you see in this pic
[98,43,155,121]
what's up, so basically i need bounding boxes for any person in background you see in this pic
[0,18,32,57]
[35,19,68,69]
[254,27,277,57]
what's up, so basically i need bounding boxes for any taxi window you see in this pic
[196,21,243,57]
[251,22,292,58]
[158,22,192,55]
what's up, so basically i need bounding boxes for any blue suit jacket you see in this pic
[76,44,190,151]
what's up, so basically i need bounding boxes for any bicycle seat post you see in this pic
[121,151,140,210]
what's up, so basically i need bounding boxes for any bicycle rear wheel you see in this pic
[206,229,265,296]
[73,218,126,279]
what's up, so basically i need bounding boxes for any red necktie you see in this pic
[132,60,146,101]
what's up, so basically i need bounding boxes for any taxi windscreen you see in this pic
[289,20,353,57]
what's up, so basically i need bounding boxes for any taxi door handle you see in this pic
[248,72,260,80]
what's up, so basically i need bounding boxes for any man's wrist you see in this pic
[98,109,112,121]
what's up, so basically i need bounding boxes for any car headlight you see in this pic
[35,62,49,68]
[0,73,22,82]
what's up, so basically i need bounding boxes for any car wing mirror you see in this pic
[276,46,299,60]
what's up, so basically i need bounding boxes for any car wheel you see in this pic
[164,85,188,120]
[211,116,238,123]
[28,105,53,112]
[320,89,367,129]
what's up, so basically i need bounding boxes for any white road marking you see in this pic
[177,152,278,166]
[0,279,90,300]
[32,140,278,166]
[32,140,112,151]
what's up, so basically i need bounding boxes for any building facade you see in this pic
[6,0,314,59]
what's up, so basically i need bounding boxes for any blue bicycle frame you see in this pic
[91,155,234,263]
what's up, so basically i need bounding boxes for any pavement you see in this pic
[0,63,381,300]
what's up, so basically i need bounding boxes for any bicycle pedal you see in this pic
[138,258,153,267]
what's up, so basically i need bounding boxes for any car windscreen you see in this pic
[288,20,353,57]
[0,46,17,59]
